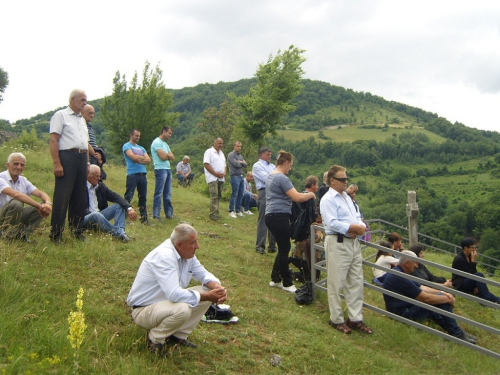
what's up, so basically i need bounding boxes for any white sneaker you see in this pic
[269,281,283,288]
[281,285,297,293]
[229,211,237,218]
[244,210,254,215]
[236,212,243,217]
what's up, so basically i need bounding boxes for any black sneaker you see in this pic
[140,217,151,226]
[457,331,477,344]
[165,336,197,348]
[147,335,167,356]
[267,248,278,253]
[256,248,265,254]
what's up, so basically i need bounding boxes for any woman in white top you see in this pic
[373,241,399,283]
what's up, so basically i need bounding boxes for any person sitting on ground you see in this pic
[410,244,452,287]
[388,232,404,253]
[0,152,52,242]
[126,223,227,356]
[242,171,257,214]
[176,155,195,186]
[84,165,136,242]
[451,238,500,305]
[372,241,399,284]
[383,250,477,344]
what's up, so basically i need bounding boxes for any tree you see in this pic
[0,66,9,104]
[230,45,306,148]
[196,100,240,148]
[100,61,177,155]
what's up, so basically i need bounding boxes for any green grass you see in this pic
[1,144,499,374]
[277,124,447,144]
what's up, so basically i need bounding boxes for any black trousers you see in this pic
[50,151,88,238]
[266,213,293,287]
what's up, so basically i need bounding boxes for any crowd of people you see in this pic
[1,88,498,356]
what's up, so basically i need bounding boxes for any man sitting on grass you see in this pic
[127,223,227,356]
[383,250,477,344]
[452,238,500,305]
[0,152,52,242]
[84,165,136,242]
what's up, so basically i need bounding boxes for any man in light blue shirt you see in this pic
[151,127,175,221]
[123,129,151,225]
[320,165,372,335]
[127,224,227,355]
[252,147,277,254]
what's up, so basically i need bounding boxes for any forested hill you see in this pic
[6,78,500,145]
[3,78,500,264]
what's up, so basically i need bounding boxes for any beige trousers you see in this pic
[131,285,211,344]
[325,235,364,324]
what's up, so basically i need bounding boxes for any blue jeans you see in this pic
[83,204,126,238]
[458,272,500,303]
[229,175,245,213]
[242,191,258,211]
[401,302,462,337]
[124,173,148,219]
[153,169,173,218]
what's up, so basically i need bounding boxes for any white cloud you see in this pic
[0,0,499,132]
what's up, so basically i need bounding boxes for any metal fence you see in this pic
[310,223,500,359]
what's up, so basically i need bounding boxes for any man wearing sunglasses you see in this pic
[320,165,372,335]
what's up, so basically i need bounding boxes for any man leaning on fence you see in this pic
[384,250,477,344]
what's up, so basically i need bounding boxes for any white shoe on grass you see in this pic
[229,211,237,218]
[269,281,283,288]
[281,285,297,293]
[244,210,254,215]
[236,212,243,217]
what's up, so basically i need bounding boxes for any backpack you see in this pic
[295,281,313,305]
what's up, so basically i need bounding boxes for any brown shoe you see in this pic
[346,319,373,334]
[328,320,351,334]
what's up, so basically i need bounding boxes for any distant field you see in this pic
[277,124,447,143]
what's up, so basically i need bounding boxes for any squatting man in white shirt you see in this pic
[127,223,227,356]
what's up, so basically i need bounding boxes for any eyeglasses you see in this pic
[332,177,348,183]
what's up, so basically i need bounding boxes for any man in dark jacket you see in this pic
[84,165,137,242]
[451,238,500,304]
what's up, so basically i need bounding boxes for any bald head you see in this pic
[82,104,95,123]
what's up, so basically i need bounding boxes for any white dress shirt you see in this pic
[127,239,220,308]
[320,187,363,235]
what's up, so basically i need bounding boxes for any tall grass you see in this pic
[0,145,499,374]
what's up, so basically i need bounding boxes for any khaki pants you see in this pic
[131,285,211,344]
[325,235,364,324]
[208,180,224,219]
[0,200,43,238]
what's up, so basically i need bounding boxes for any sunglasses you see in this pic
[332,177,348,183]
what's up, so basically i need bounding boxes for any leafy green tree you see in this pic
[0,66,9,104]
[100,61,177,155]
[230,45,306,147]
[196,100,240,149]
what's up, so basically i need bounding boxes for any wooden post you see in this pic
[406,191,419,247]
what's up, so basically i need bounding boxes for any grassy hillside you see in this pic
[1,145,499,374]
[277,124,447,143]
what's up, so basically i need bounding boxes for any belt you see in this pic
[326,233,356,240]
[64,148,88,154]
[132,305,145,309]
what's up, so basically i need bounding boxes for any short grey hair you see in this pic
[399,250,418,266]
[69,89,85,102]
[89,164,100,176]
[348,184,358,189]
[7,152,26,164]
[170,223,197,245]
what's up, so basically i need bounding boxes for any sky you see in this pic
[1,0,499,132]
